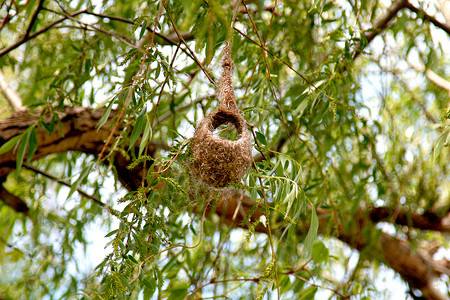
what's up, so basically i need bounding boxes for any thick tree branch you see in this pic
[370,206,450,232]
[0,107,116,178]
[219,192,447,300]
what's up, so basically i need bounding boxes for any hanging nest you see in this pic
[189,43,252,188]
[190,106,252,188]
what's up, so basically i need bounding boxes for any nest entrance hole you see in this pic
[190,107,252,188]
[209,109,246,141]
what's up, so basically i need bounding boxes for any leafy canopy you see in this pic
[0,0,449,299]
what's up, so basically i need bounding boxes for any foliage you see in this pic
[0,0,449,299]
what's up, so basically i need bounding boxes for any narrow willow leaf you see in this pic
[139,20,148,40]
[143,277,156,300]
[27,127,37,164]
[0,134,22,155]
[433,126,450,161]
[299,286,317,300]
[295,98,309,117]
[129,107,147,151]
[255,131,268,146]
[303,205,318,258]
[284,184,298,216]
[105,229,119,238]
[97,100,114,130]
[68,165,92,199]
[16,127,32,172]
[312,241,329,264]
[138,117,152,156]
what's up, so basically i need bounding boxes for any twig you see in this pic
[150,42,181,127]
[232,27,317,92]
[409,61,450,97]
[23,164,108,208]
[44,7,139,51]
[96,2,165,167]
[0,236,32,258]
[287,272,350,299]
[150,138,191,174]
[241,0,295,158]
[0,9,88,57]
[24,0,44,39]
[187,277,261,298]
[250,162,280,298]
[129,197,212,284]
[166,9,216,86]
[0,0,16,30]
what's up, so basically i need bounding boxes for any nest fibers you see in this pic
[190,43,252,188]
[190,106,252,188]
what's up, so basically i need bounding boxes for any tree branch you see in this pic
[409,61,450,97]
[0,181,29,215]
[24,0,44,39]
[438,0,450,24]
[0,9,87,57]
[23,164,107,208]
[354,0,409,59]
[0,70,24,112]
[405,1,450,36]
[369,206,450,232]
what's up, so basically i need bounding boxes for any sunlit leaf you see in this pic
[0,134,22,155]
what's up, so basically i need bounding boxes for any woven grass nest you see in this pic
[190,106,252,188]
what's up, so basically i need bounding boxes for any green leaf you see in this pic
[284,183,299,216]
[105,229,119,238]
[139,20,148,40]
[0,134,22,155]
[26,127,37,164]
[167,282,189,300]
[299,286,317,300]
[303,205,318,258]
[312,241,329,264]
[138,117,152,156]
[433,125,450,161]
[294,97,309,117]
[97,100,114,130]
[255,131,268,146]
[16,127,33,172]
[40,115,56,134]
[129,106,147,151]
[143,277,156,300]
[128,254,138,264]
[68,165,92,199]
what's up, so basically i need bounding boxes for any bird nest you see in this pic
[190,106,252,188]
